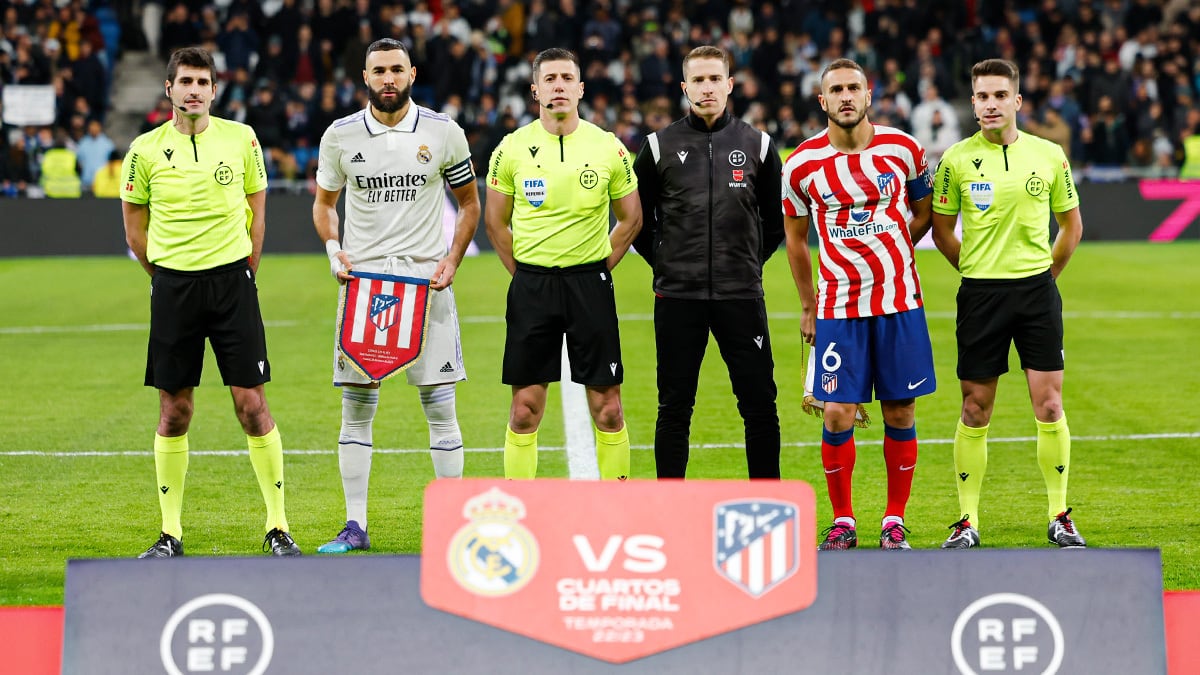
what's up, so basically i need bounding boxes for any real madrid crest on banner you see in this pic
[447,487,540,597]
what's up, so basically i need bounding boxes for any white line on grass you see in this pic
[7,431,1198,457]
[561,337,599,479]
[6,310,1199,334]
[0,320,301,335]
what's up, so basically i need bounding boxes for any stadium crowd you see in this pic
[3,0,1200,197]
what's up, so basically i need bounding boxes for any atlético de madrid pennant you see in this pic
[337,272,431,381]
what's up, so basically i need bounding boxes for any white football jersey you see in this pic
[317,103,474,263]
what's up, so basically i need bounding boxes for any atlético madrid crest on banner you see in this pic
[338,272,431,381]
[714,500,799,597]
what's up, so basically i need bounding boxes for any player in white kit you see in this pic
[312,38,480,553]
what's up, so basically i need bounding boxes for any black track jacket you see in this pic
[632,111,784,300]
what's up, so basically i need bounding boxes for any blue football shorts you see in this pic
[812,307,936,403]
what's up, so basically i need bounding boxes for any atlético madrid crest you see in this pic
[337,272,431,381]
[714,499,799,597]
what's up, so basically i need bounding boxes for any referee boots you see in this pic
[138,532,183,558]
[1048,508,1086,548]
[263,528,302,556]
[941,516,981,549]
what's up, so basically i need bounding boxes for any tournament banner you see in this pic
[420,479,818,663]
[337,272,431,381]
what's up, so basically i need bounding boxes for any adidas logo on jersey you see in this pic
[439,361,455,373]
[350,152,366,163]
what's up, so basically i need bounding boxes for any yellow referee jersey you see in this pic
[121,116,267,271]
[487,119,636,267]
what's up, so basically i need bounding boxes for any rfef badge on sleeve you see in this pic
[337,272,431,381]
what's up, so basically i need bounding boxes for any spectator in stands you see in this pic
[1025,105,1072,156]
[90,148,122,197]
[217,10,259,75]
[39,134,80,198]
[159,2,199,61]
[254,34,291,84]
[1084,94,1129,166]
[1181,113,1200,178]
[341,20,373,80]
[71,39,107,121]
[245,84,286,151]
[910,84,960,162]
[524,0,557,54]
[142,98,173,134]
[12,33,49,84]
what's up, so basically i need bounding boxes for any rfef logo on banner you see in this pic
[951,593,1064,675]
[159,593,273,675]
[337,272,430,381]
[421,479,817,663]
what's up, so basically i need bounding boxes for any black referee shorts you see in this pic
[503,261,623,386]
[956,270,1064,380]
[146,259,271,392]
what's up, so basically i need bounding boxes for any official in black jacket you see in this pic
[632,45,785,479]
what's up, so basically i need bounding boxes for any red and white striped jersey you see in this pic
[782,125,932,319]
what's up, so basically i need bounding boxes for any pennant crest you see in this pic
[714,499,799,597]
[337,272,431,381]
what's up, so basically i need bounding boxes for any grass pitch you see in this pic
[1,241,1197,604]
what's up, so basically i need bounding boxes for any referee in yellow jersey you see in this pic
[931,59,1085,549]
[121,47,300,558]
[484,48,642,480]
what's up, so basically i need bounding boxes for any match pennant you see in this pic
[338,272,431,381]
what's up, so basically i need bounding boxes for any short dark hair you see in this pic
[819,58,866,88]
[532,48,579,82]
[683,45,729,76]
[972,58,1020,92]
[366,37,409,66]
[166,47,216,84]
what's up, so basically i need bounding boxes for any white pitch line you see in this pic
[6,310,1198,335]
[0,320,301,335]
[561,337,599,479]
[6,431,1197,457]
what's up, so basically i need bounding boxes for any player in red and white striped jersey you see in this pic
[782,58,937,551]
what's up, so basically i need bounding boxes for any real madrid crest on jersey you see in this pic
[416,144,433,164]
[447,487,540,596]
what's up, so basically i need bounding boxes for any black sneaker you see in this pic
[817,522,857,550]
[263,528,302,556]
[880,522,912,550]
[941,516,981,549]
[138,532,183,559]
[1048,508,1086,547]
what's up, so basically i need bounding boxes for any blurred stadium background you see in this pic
[2,0,1200,198]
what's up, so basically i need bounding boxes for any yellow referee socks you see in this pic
[1036,415,1071,519]
[247,426,289,533]
[595,424,630,480]
[504,426,538,479]
[953,420,989,530]
[153,433,189,539]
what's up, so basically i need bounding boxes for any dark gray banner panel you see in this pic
[63,550,1164,674]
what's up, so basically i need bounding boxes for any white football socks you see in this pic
[339,386,378,529]
[419,384,464,478]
